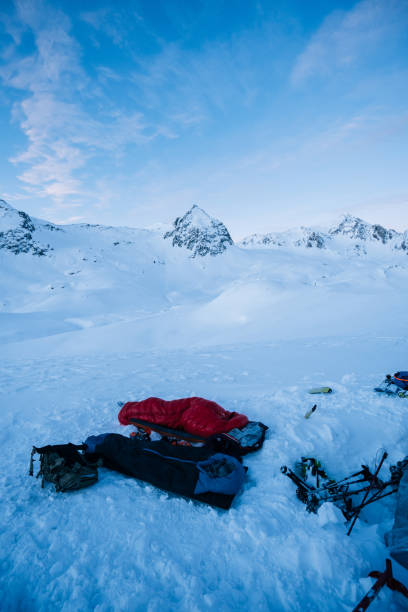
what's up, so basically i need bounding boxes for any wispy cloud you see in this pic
[130,37,262,118]
[1,1,266,215]
[80,7,143,47]
[1,1,85,204]
[291,0,408,86]
[0,0,163,211]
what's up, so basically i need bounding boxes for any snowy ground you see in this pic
[2,207,408,610]
[2,336,408,611]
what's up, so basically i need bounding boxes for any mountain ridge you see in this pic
[240,213,408,254]
[1,198,407,258]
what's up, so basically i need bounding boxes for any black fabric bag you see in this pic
[217,421,268,455]
[29,443,98,492]
[84,434,245,509]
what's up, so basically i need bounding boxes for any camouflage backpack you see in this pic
[29,443,98,492]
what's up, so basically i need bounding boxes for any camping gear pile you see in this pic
[29,396,268,510]
[29,372,408,608]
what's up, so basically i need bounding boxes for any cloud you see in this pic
[1,0,279,217]
[128,31,264,129]
[80,7,143,47]
[0,0,162,210]
[291,0,408,85]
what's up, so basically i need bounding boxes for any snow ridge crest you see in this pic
[164,204,233,257]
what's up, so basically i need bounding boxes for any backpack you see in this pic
[29,443,98,492]
[375,372,408,397]
[390,372,408,391]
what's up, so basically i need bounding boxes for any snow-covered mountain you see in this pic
[330,214,399,243]
[240,226,329,250]
[0,198,56,255]
[1,197,408,352]
[240,214,408,255]
[2,198,407,263]
[164,204,233,256]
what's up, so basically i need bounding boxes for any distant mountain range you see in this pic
[1,198,407,259]
[2,197,408,351]
[239,214,408,255]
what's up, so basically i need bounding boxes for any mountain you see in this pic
[0,198,56,256]
[1,197,407,352]
[240,214,408,255]
[164,204,233,257]
[0,200,239,344]
[240,227,329,250]
[329,214,398,243]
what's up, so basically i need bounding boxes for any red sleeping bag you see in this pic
[118,397,248,438]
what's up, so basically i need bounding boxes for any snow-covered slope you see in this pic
[2,199,408,611]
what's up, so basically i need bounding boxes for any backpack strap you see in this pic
[29,446,36,476]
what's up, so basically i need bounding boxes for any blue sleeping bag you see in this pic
[84,433,246,509]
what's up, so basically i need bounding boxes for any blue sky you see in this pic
[0,0,407,238]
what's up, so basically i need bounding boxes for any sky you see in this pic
[0,0,407,239]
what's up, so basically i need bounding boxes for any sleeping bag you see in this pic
[84,433,246,509]
[118,397,248,437]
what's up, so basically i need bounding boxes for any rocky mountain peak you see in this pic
[164,205,233,257]
[0,199,51,256]
[330,214,397,244]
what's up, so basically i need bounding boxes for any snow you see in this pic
[1,202,408,610]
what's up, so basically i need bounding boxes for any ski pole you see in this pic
[348,487,398,515]
[347,451,387,536]
[322,467,375,490]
